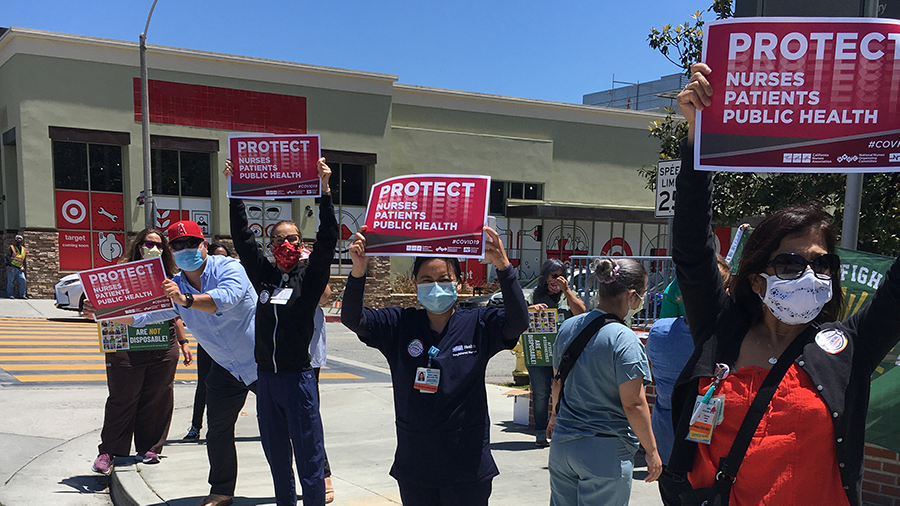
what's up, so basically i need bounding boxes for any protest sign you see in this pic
[98,320,170,353]
[228,134,321,199]
[363,174,490,258]
[523,308,559,367]
[697,18,900,172]
[78,257,173,321]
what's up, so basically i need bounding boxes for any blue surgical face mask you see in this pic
[417,282,458,314]
[173,247,206,272]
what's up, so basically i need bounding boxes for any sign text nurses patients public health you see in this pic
[363,174,490,259]
[696,18,900,173]
[227,134,321,198]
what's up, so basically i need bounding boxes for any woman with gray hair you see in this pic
[525,258,585,447]
[548,257,661,506]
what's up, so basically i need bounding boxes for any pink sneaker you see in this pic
[141,451,160,464]
[92,453,112,474]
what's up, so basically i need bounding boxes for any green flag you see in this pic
[840,247,900,453]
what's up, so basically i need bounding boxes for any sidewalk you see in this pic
[0,297,85,319]
[114,378,663,506]
[0,300,663,506]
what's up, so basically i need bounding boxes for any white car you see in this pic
[55,273,86,312]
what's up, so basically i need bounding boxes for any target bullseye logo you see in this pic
[62,199,87,225]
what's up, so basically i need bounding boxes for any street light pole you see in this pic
[841,0,881,250]
[140,0,160,229]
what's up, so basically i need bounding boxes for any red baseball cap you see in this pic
[167,220,204,242]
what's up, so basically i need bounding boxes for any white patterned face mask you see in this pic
[758,270,832,325]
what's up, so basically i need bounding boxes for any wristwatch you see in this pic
[182,293,194,309]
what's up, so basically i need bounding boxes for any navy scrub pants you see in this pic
[397,479,492,506]
[205,361,256,496]
[257,369,326,506]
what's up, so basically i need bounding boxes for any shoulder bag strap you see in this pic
[553,312,624,414]
[711,326,815,495]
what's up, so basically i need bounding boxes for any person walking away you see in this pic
[647,256,731,505]
[547,257,662,506]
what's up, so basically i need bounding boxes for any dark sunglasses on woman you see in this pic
[766,253,840,280]
[144,240,164,249]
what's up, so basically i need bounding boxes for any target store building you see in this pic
[0,26,677,297]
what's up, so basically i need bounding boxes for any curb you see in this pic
[110,458,163,506]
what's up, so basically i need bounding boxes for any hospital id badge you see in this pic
[270,288,293,305]
[413,367,440,394]
[685,395,725,445]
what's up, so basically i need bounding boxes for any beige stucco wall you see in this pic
[0,47,394,237]
[391,99,662,210]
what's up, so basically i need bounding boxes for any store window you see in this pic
[330,162,367,206]
[53,140,125,270]
[150,148,213,235]
[490,180,543,216]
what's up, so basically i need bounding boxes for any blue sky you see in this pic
[4,0,713,103]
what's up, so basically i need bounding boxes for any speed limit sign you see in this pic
[655,160,681,218]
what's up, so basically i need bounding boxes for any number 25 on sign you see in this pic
[655,160,680,218]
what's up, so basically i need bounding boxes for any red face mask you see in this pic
[272,241,302,271]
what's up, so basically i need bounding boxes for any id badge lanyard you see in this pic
[414,346,441,394]
[686,363,730,444]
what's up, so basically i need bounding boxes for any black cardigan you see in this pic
[668,137,900,506]
[230,194,338,373]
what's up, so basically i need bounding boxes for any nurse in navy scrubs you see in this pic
[341,225,529,506]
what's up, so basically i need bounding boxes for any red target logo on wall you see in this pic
[600,237,633,257]
[56,190,90,230]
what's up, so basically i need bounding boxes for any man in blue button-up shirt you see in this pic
[126,220,257,506]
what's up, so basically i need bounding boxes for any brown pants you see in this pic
[98,343,178,456]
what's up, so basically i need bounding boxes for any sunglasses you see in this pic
[143,240,163,249]
[271,234,301,246]
[766,253,840,281]
[170,238,203,252]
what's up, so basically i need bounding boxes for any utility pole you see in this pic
[140,0,160,228]
[842,0,880,249]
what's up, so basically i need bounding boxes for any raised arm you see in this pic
[225,159,271,284]
[340,226,402,355]
[672,63,730,344]
[301,159,339,305]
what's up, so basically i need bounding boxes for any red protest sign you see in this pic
[227,134,321,198]
[77,257,174,321]
[363,175,490,258]
[697,18,900,172]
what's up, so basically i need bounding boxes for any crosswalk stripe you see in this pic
[318,372,362,379]
[0,355,112,361]
[14,372,199,382]
[0,363,198,371]
[0,318,364,384]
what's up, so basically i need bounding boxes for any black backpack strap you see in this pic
[553,312,624,414]
[710,326,814,495]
